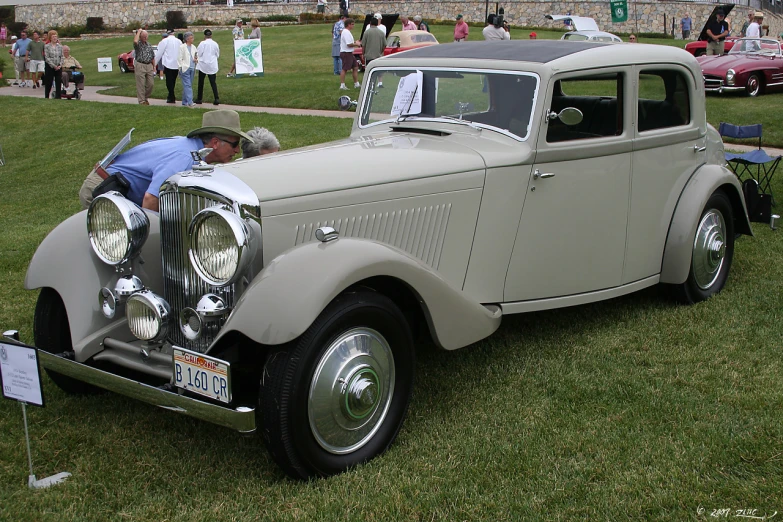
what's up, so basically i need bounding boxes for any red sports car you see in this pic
[684,4,736,57]
[118,45,157,73]
[698,37,783,96]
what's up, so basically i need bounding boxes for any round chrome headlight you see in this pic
[87,192,149,265]
[188,206,255,286]
[126,290,171,342]
[726,69,736,85]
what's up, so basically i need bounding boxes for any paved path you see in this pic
[0,83,355,119]
[2,83,782,157]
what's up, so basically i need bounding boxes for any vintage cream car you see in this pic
[24,41,751,479]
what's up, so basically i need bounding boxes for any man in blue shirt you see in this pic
[13,31,31,87]
[79,110,250,211]
[680,13,692,40]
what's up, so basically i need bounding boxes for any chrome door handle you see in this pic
[533,170,555,180]
[693,145,706,153]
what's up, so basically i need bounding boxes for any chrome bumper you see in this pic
[39,351,256,434]
[704,85,745,93]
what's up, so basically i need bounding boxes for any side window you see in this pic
[546,73,623,143]
[638,69,691,132]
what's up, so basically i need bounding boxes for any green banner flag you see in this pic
[610,0,628,23]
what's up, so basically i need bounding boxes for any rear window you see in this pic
[637,69,690,132]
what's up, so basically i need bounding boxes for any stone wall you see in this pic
[14,1,783,38]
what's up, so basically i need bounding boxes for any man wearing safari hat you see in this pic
[78,110,250,211]
[746,12,763,39]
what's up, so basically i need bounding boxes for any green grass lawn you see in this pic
[0,36,782,520]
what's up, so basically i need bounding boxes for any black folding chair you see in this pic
[719,122,780,204]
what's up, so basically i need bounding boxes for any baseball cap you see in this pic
[204,29,212,36]
[10,35,17,40]
[456,14,463,20]
[716,9,725,16]
[374,13,382,20]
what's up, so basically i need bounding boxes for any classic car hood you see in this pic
[218,132,487,204]
[698,53,766,74]
[359,13,399,39]
[546,15,600,32]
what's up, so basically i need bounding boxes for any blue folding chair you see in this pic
[719,122,780,204]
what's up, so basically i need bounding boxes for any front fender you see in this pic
[216,238,502,350]
[24,210,163,360]
[660,164,752,285]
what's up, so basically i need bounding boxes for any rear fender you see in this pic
[24,210,163,360]
[216,238,502,350]
[660,164,752,284]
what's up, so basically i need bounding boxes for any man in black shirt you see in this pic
[706,9,730,55]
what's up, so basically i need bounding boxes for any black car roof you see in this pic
[385,40,607,63]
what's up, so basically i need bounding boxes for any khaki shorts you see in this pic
[79,171,104,209]
[29,60,45,73]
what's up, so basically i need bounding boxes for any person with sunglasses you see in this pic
[79,110,250,211]
[628,34,637,42]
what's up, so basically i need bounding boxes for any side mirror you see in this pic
[338,95,357,111]
[548,107,583,126]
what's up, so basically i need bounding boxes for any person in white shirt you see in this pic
[374,13,386,36]
[155,31,180,103]
[177,31,198,107]
[483,14,511,41]
[339,18,361,90]
[195,29,220,105]
[746,12,763,39]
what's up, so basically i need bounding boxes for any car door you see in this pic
[504,69,633,302]
[625,65,704,284]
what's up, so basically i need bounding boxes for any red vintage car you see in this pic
[698,37,783,96]
[684,4,736,57]
[118,49,135,73]
[118,45,157,73]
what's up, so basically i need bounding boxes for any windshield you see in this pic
[728,38,782,56]
[359,68,539,140]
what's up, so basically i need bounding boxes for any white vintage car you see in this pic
[546,15,623,43]
[24,41,751,479]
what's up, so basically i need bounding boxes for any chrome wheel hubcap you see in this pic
[692,209,726,290]
[309,328,394,454]
[748,77,759,96]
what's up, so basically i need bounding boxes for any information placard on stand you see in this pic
[1,333,71,489]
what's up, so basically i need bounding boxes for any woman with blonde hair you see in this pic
[43,30,64,98]
[249,19,262,40]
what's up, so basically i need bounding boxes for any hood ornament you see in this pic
[189,148,214,175]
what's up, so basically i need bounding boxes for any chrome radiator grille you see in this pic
[159,190,235,353]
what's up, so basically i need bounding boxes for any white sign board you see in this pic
[233,39,263,76]
[0,342,44,407]
[391,71,423,117]
[97,57,113,73]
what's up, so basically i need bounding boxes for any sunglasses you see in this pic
[218,137,240,148]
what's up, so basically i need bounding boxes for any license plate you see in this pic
[173,347,231,404]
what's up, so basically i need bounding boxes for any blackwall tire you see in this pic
[673,191,735,304]
[260,291,415,479]
[34,288,103,395]
[119,61,129,73]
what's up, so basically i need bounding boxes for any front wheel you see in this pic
[746,73,763,97]
[260,291,415,479]
[34,288,103,395]
[119,60,129,73]
[672,191,735,304]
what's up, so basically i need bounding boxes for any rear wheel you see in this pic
[746,73,763,97]
[694,49,706,57]
[260,291,415,479]
[34,288,102,395]
[672,191,735,304]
